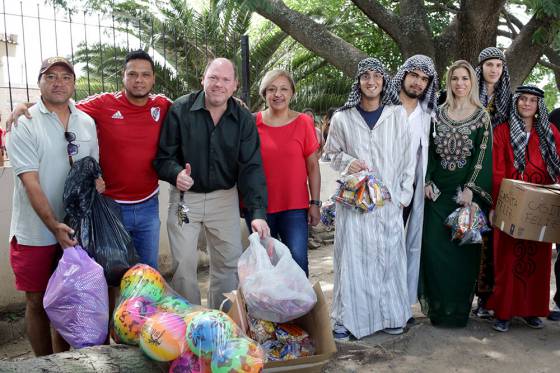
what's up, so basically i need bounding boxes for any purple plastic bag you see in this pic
[43,245,109,348]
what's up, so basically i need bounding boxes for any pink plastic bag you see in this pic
[43,246,109,348]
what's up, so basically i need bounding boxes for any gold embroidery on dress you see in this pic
[434,106,485,171]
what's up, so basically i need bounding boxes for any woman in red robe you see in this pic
[487,85,560,332]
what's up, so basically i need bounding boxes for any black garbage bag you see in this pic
[63,156,138,286]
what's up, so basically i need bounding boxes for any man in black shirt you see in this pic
[154,58,269,309]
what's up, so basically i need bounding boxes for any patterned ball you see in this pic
[120,264,165,302]
[183,310,203,328]
[140,312,187,362]
[158,295,194,315]
[113,296,158,345]
[185,310,237,356]
[210,337,264,373]
[169,349,211,373]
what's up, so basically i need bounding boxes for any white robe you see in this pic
[404,104,433,305]
[324,105,415,338]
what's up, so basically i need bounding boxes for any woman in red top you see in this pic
[487,85,560,332]
[249,70,321,276]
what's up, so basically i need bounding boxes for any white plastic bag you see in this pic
[238,233,317,323]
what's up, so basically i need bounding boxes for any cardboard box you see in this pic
[227,282,336,373]
[494,178,560,243]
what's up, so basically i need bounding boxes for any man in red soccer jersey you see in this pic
[9,50,172,270]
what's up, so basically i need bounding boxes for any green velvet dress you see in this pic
[419,104,492,327]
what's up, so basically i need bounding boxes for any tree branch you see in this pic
[544,47,560,90]
[538,59,560,72]
[497,30,513,39]
[240,0,367,77]
[500,10,519,37]
[502,9,524,30]
[353,0,436,58]
[425,0,460,11]
[350,0,403,44]
[506,13,556,87]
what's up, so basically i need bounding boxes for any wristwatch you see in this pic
[309,199,322,207]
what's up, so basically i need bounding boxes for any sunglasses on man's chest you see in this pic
[64,131,79,166]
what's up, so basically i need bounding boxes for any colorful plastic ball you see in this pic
[113,296,158,345]
[120,264,165,302]
[183,311,203,332]
[158,295,194,315]
[169,349,211,373]
[210,337,264,373]
[140,312,187,362]
[186,310,237,356]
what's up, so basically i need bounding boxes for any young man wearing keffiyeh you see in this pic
[486,85,560,332]
[476,47,512,128]
[473,47,513,318]
[390,55,439,319]
[324,57,415,340]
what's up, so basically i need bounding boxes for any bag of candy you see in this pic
[320,199,336,228]
[445,202,491,245]
[334,171,391,212]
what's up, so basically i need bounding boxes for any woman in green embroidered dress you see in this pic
[419,60,492,327]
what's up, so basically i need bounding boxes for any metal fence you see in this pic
[0,1,250,119]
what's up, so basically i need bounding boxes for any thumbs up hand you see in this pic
[176,163,194,191]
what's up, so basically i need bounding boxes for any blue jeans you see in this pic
[245,209,309,276]
[118,194,160,269]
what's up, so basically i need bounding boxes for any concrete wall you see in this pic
[0,165,173,309]
[0,167,24,307]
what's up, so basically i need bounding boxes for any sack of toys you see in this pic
[113,264,264,372]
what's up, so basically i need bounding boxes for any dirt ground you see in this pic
[1,244,558,372]
[1,162,559,371]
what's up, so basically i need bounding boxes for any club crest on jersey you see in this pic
[151,107,161,122]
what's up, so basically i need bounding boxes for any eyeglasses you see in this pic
[64,131,79,166]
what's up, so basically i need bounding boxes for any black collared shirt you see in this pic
[154,90,267,219]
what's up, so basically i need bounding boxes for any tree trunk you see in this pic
[456,0,507,66]
[0,345,167,373]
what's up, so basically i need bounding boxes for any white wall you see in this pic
[0,167,25,307]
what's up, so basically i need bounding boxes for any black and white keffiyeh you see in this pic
[390,54,439,113]
[338,57,398,112]
[475,47,511,128]
[509,85,560,181]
